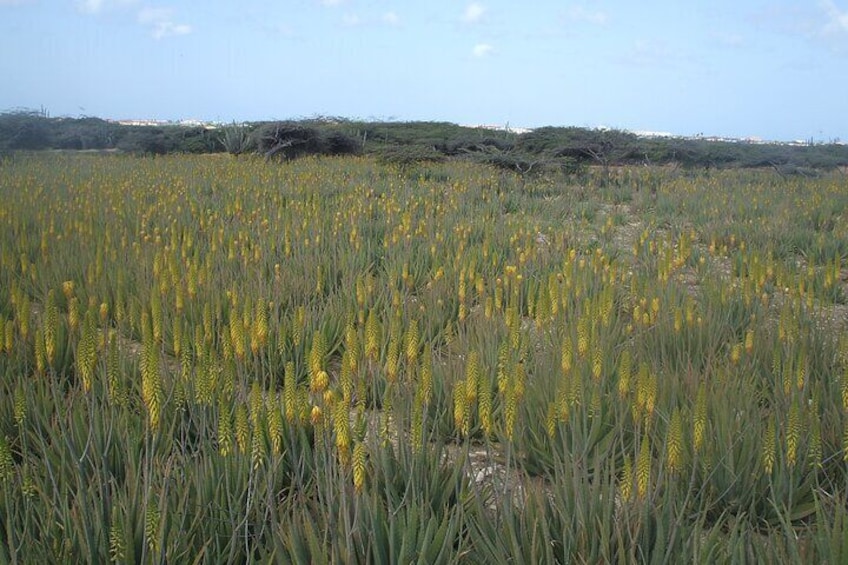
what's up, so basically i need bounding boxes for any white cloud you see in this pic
[74,0,190,39]
[320,0,344,6]
[472,43,493,57]
[0,0,31,5]
[154,21,191,38]
[752,3,847,41]
[382,11,400,26]
[335,11,401,29]
[76,0,137,14]
[565,5,607,25]
[752,2,848,51]
[78,0,105,13]
[137,7,191,39]
[462,2,485,23]
[821,0,848,35]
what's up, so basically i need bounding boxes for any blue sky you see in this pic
[1,1,847,141]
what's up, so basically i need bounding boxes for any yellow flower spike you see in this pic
[310,404,323,426]
[561,335,573,375]
[404,320,419,366]
[67,297,79,333]
[310,370,329,395]
[251,300,269,353]
[284,361,297,423]
[666,408,684,475]
[617,349,631,400]
[453,379,468,437]
[234,404,250,454]
[620,455,633,501]
[644,370,657,419]
[591,344,603,382]
[635,362,649,413]
[693,384,708,455]
[730,343,742,365]
[76,310,98,393]
[62,280,75,301]
[43,291,58,365]
[308,330,327,381]
[13,383,26,427]
[786,401,801,468]
[99,302,109,325]
[636,433,651,500]
[761,418,777,475]
[745,329,754,354]
[139,312,163,431]
[365,310,380,361]
[228,318,245,361]
[265,393,283,456]
[33,327,46,374]
[577,314,589,357]
[385,337,400,383]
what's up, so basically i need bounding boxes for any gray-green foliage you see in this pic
[218,121,255,156]
[2,155,848,563]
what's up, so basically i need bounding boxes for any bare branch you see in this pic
[263,139,300,161]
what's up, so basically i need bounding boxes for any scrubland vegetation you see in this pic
[4,110,848,173]
[1,152,848,563]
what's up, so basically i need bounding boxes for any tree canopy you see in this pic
[2,110,846,172]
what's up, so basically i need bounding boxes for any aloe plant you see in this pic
[1,154,847,561]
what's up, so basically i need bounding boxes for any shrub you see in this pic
[253,121,361,161]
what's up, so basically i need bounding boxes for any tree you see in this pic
[218,122,255,156]
[254,122,360,161]
[0,110,51,150]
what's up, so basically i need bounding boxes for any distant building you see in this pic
[111,118,217,129]
[465,123,534,135]
[114,119,170,127]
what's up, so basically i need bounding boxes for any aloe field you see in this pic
[1,153,848,563]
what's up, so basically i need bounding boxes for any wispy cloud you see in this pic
[472,43,493,57]
[564,5,608,25]
[78,0,105,13]
[0,0,32,6]
[382,11,400,26]
[337,11,401,28]
[751,2,848,48]
[319,0,344,6]
[749,5,810,34]
[75,1,191,39]
[76,0,139,14]
[137,6,191,39]
[462,2,485,24]
[711,31,745,48]
[821,0,848,36]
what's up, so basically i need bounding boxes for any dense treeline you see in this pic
[2,109,847,172]
[0,111,218,155]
